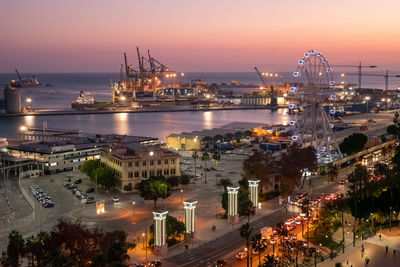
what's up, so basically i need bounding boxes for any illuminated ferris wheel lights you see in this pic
[298,60,304,65]
[316,153,320,159]
[290,87,298,93]
[328,136,331,141]
[322,58,328,63]
[289,120,296,126]
[329,81,335,85]
[292,135,298,141]
[330,95,336,100]
[288,103,296,109]
[330,109,336,115]
[317,52,323,56]
[321,147,326,152]
[304,52,310,57]
[310,50,316,55]
[293,72,300,77]
[330,123,334,128]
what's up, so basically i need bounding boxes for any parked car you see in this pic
[74,178,82,184]
[86,188,94,193]
[112,196,120,202]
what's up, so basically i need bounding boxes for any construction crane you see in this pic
[330,62,377,89]
[346,70,400,91]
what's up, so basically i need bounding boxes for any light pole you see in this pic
[180,189,184,202]
[132,201,136,216]
[365,96,370,113]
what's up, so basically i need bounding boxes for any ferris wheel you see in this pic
[288,49,342,163]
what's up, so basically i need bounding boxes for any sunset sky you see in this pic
[1,0,399,72]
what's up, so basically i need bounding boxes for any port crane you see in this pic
[254,67,277,106]
[330,62,377,89]
[345,70,400,91]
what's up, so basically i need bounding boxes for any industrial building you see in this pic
[100,140,180,192]
[166,122,264,150]
[4,85,21,114]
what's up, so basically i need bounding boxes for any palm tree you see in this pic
[192,151,199,180]
[251,233,264,267]
[240,198,255,223]
[240,223,253,267]
[201,151,210,183]
[3,230,25,267]
[219,178,233,193]
[213,151,221,185]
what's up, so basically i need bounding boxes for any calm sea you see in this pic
[0,72,397,140]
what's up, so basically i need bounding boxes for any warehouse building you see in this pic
[166,122,264,150]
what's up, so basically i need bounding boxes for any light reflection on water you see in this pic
[0,109,290,140]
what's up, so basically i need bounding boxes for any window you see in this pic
[128,162,132,167]
[158,160,161,165]
[142,160,147,166]
[156,169,162,176]
[150,170,155,177]
[164,159,168,164]
[150,160,154,166]
[171,169,176,175]
[135,161,139,167]
[134,171,139,178]
[142,171,147,178]
[164,169,169,175]
[171,159,175,164]
[128,172,133,178]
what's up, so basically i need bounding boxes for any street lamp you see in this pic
[365,96,370,113]
[180,189,184,202]
[132,201,136,216]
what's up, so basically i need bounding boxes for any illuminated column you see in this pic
[153,211,168,256]
[248,180,260,207]
[227,186,239,224]
[184,200,198,241]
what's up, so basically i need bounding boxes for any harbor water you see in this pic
[0,72,397,140]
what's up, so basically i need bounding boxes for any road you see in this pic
[164,175,345,267]
[164,210,291,267]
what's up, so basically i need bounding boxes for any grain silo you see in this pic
[4,85,21,114]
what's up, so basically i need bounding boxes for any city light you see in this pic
[19,125,27,131]
[26,98,32,103]
[120,96,126,101]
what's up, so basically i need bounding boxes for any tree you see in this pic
[1,220,135,267]
[135,176,171,209]
[240,223,253,267]
[192,151,199,180]
[240,198,255,223]
[150,215,185,246]
[251,233,264,267]
[166,176,179,188]
[80,159,100,177]
[387,112,400,139]
[242,151,274,191]
[179,174,190,185]
[339,133,368,155]
[219,178,233,193]
[221,188,252,217]
[280,144,317,189]
[25,231,50,267]
[201,151,210,183]
[327,163,339,183]
[92,167,116,191]
[1,230,25,267]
